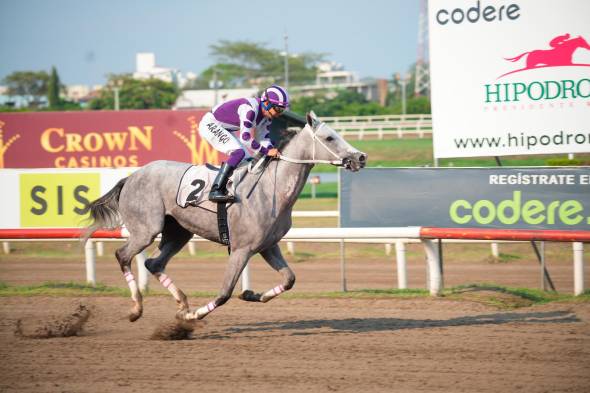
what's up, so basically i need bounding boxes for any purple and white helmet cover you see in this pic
[261,85,289,108]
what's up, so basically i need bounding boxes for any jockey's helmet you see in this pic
[261,84,289,110]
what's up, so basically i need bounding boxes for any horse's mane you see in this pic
[276,127,300,150]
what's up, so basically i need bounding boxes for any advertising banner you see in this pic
[0,168,131,228]
[340,167,590,230]
[0,110,222,168]
[428,0,590,158]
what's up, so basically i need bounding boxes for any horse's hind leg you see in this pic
[240,243,296,303]
[181,248,253,321]
[144,216,193,315]
[116,230,160,322]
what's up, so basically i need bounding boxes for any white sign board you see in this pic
[0,168,132,229]
[428,0,590,158]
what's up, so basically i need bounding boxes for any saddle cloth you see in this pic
[176,165,235,208]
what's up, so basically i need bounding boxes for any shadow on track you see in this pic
[201,311,579,339]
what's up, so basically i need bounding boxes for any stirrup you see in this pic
[209,190,235,203]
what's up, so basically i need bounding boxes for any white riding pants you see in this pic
[198,112,250,157]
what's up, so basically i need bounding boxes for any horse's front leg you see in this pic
[181,248,252,321]
[240,243,295,303]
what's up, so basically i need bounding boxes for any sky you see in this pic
[0,0,420,86]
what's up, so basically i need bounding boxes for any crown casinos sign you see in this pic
[0,110,224,168]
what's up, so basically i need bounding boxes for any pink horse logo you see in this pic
[499,34,590,78]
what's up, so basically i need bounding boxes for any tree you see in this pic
[47,66,62,109]
[88,74,180,110]
[2,70,49,107]
[291,89,390,117]
[201,40,325,88]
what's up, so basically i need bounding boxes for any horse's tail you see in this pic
[505,51,529,62]
[82,178,127,243]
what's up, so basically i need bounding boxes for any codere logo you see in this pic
[173,116,220,165]
[0,120,21,168]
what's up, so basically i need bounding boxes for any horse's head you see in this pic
[281,111,367,171]
[576,35,590,50]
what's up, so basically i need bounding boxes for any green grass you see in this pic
[310,138,590,172]
[0,281,129,297]
[446,283,590,309]
[1,281,588,309]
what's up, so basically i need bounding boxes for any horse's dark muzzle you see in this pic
[343,152,367,172]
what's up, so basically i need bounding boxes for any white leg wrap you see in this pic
[195,301,217,319]
[158,273,182,302]
[261,284,285,302]
[124,271,140,302]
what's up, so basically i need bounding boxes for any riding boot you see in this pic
[209,162,235,203]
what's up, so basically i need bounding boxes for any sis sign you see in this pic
[428,0,590,158]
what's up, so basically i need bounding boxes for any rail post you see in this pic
[241,263,251,292]
[340,240,347,292]
[188,241,196,256]
[422,239,443,296]
[3,241,10,254]
[573,242,584,296]
[96,241,105,257]
[84,240,97,286]
[135,251,149,292]
[395,240,407,289]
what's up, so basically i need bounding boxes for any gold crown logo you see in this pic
[172,116,219,165]
[0,120,21,168]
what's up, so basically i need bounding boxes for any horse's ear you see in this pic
[306,111,320,129]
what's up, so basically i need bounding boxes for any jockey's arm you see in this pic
[258,121,278,157]
[238,105,278,157]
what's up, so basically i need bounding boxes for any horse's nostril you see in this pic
[359,154,366,162]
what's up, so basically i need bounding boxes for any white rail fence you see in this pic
[322,114,433,140]
[3,226,586,297]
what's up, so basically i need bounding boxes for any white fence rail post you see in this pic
[395,240,407,289]
[422,239,443,296]
[340,240,347,292]
[287,241,295,255]
[573,242,584,296]
[188,241,196,256]
[3,241,10,254]
[135,251,149,292]
[491,242,499,259]
[241,263,251,292]
[84,240,96,286]
[96,241,105,257]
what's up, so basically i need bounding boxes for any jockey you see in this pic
[549,33,570,48]
[198,84,289,203]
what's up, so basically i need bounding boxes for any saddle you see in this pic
[176,165,237,208]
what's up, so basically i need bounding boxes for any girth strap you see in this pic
[217,203,230,252]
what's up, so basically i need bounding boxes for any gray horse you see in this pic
[85,111,366,322]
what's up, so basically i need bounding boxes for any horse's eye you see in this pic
[326,136,334,142]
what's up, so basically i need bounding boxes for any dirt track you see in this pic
[1,296,589,393]
[1,242,589,392]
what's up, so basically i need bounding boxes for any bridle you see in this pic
[277,123,344,166]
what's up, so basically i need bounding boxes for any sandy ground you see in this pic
[0,297,589,393]
[0,241,589,392]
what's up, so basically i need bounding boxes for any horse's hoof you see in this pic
[176,309,198,322]
[129,311,142,322]
[239,290,261,302]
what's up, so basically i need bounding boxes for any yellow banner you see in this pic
[20,173,100,227]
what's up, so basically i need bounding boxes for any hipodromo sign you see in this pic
[0,110,224,168]
[428,0,590,158]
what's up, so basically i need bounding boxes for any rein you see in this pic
[245,156,272,199]
[277,123,344,166]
